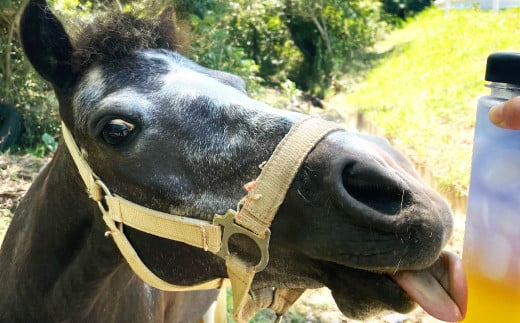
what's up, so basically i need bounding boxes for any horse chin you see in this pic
[319,250,467,321]
[319,261,416,320]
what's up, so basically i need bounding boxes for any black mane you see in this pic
[71,8,178,72]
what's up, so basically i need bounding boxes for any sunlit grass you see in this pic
[341,7,520,196]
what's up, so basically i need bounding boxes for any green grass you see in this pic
[340,7,520,196]
[225,287,308,323]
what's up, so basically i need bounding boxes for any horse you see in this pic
[0,0,466,322]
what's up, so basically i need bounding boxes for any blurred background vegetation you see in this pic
[0,0,429,155]
[2,0,520,196]
[342,7,520,196]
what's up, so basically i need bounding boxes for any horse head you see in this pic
[18,0,466,321]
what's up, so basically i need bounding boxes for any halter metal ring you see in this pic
[213,209,270,272]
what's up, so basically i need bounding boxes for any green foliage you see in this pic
[380,0,432,22]
[0,0,15,10]
[0,0,102,156]
[0,0,401,156]
[172,0,214,18]
[281,79,302,99]
[0,0,60,155]
[220,0,386,98]
[173,0,387,98]
[225,1,300,80]
[343,7,520,195]
[283,0,385,97]
[187,3,263,93]
[224,285,309,323]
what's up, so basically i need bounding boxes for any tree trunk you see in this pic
[3,5,24,103]
[309,13,332,57]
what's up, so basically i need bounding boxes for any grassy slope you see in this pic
[341,7,520,196]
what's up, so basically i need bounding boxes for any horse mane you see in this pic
[71,8,179,72]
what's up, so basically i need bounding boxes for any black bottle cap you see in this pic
[485,52,520,85]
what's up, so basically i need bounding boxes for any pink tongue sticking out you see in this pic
[391,251,468,322]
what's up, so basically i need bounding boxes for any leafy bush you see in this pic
[0,0,118,156]
[225,1,301,82]
[0,0,60,155]
[219,0,386,98]
[0,0,399,155]
[186,2,263,94]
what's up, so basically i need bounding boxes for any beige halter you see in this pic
[62,117,344,322]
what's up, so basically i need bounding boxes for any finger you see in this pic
[489,96,520,130]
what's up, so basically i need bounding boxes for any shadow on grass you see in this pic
[336,41,412,93]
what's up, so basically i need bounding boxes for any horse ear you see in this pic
[159,6,175,31]
[20,0,75,93]
[158,6,179,51]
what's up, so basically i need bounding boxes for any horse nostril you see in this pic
[340,161,410,216]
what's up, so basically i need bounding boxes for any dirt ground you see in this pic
[0,154,50,245]
[0,150,465,323]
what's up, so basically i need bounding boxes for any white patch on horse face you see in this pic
[142,51,302,122]
[73,67,106,116]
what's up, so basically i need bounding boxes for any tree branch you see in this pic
[0,12,10,27]
[4,4,24,102]
[114,0,124,12]
[287,0,332,57]
[310,13,332,57]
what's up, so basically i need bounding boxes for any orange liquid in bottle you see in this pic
[463,53,520,323]
[462,268,520,322]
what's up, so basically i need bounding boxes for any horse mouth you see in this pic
[320,250,467,322]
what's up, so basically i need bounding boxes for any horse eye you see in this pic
[101,119,135,145]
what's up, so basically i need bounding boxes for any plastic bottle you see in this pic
[462,52,520,322]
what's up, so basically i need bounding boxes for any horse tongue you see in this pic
[391,251,467,322]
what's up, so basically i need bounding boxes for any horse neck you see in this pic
[0,145,131,319]
[1,145,221,322]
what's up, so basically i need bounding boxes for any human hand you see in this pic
[489,96,520,129]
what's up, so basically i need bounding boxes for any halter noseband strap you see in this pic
[61,117,344,322]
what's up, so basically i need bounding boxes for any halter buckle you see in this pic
[213,209,270,272]
[94,179,113,215]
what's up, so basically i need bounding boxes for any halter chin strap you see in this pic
[61,117,344,322]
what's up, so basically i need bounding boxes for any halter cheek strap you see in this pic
[61,117,344,322]
[223,117,344,321]
[62,123,225,292]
